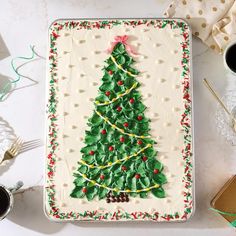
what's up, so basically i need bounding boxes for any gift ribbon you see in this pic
[209,207,236,227]
[0,45,37,101]
[107,35,137,56]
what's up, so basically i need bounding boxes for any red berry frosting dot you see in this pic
[120,137,125,142]
[121,166,127,171]
[89,150,95,155]
[108,70,113,75]
[129,98,135,104]
[135,174,141,179]
[105,91,111,96]
[101,129,106,135]
[82,187,87,193]
[117,106,122,112]
[137,140,143,145]
[109,146,114,151]
[142,156,148,161]
[137,115,143,121]
[124,122,129,127]
[154,169,159,174]
[117,80,123,86]
[100,174,105,180]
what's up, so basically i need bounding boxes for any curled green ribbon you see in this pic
[209,207,236,227]
[0,45,37,101]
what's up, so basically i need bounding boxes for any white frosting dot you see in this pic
[80,74,85,77]
[63,51,69,54]
[63,112,68,116]
[134,199,139,204]
[173,84,180,89]
[93,35,101,39]
[79,40,86,44]
[93,64,100,68]
[71,166,76,170]
[172,107,180,112]
[81,200,86,204]
[74,104,79,108]
[140,55,148,60]
[152,113,159,118]
[77,89,85,93]
[171,50,178,54]
[61,203,67,207]
[171,146,179,151]
[156,59,164,64]
[58,157,62,161]
[145,74,150,79]
[71,125,77,129]
[67,148,74,153]
[64,33,70,37]
[76,137,83,142]
[171,33,179,38]
[63,183,68,187]
[94,51,101,54]
[153,43,161,47]
[172,67,179,72]
[159,78,166,83]
[164,122,171,127]
[63,134,69,138]
[61,76,66,80]
[165,199,171,203]
[79,57,87,61]
[162,97,169,102]
[176,129,183,134]
[159,155,167,160]
[125,28,130,32]
[89,98,94,101]
[64,93,69,97]
[68,64,74,68]
[92,82,98,86]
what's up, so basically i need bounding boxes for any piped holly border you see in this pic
[46,19,193,222]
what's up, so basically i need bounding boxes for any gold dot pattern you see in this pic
[210,45,216,50]
[165,0,233,54]
[198,10,203,15]
[224,36,229,41]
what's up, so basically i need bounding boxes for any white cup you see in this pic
[0,181,23,221]
[223,41,236,75]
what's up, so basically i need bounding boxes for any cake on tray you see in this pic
[45,19,194,222]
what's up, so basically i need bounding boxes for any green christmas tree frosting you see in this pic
[71,41,167,201]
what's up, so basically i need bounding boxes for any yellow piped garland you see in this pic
[111,55,136,77]
[77,170,160,193]
[95,82,138,106]
[95,110,151,139]
[78,143,152,169]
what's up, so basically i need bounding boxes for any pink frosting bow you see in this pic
[107,35,138,56]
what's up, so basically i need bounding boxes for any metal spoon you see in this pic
[203,78,236,132]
